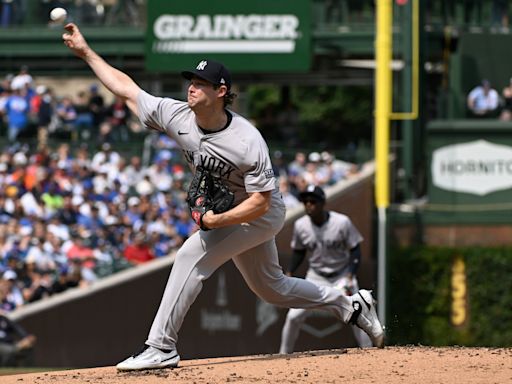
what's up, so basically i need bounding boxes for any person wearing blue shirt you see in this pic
[3,89,29,142]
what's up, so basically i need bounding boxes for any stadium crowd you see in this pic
[0,69,359,313]
[1,1,146,28]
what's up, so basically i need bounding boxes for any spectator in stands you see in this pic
[25,238,56,273]
[2,88,30,142]
[32,85,54,145]
[146,158,173,193]
[279,177,300,209]
[57,194,79,227]
[2,270,23,308]
[120,155,145,190]
[467,79,500,118]
[77,204,103,233]
[0,278,16,312]
[289,173,308,200]
[64,233,97,283]
[123,232,155,265]
[287,151,307,196]
[288,151,307,178]
[22,261,53,303]
[106,95,131,141]
[122,196,143,229]
[302,152,331,187]
[321,151,357,183]
[88,83,105,129]
[91,142,121,172]
[51,264,79,294]
[272,150,288,180]
[0,80,11,130]
[42,229,67,265]
[10,66,32,92]
[74,90,94,140]
[500,78,512,121]
[97,120,115,145]
[41,181,65,217]
[55,96,77,136]
[29,85,43,122]
[135,174,155,197]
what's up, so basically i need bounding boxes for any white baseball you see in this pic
[50,7,67,23]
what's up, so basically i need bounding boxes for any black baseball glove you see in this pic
[186,166,235,230]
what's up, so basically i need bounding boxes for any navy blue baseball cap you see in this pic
[182,59,232,90]
[299,185,326,202]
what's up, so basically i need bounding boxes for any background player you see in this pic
[61,23,384,371]
[280,185,372,354]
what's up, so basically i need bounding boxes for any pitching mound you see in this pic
[2,346,511,383]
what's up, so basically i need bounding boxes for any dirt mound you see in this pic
[2,346,511,384]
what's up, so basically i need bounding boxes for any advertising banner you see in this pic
[145,0,311,72]
[431,139,512,196]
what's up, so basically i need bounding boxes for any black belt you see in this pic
[314,269,342,278]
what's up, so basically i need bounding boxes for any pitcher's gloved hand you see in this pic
[187,166,234,230]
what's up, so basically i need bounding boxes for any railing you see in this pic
[1,1,508,32]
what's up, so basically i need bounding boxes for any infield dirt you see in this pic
[2,346,511,383]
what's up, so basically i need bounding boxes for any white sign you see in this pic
[431,139,512,196]
[153,14,299,53]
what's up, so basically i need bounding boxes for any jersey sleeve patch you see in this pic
[264,169,274,179]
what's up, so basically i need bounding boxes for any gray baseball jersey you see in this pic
[137,90,279,205]
[280,211,371,353]
[291,211,363,275]
[134,90,356,352]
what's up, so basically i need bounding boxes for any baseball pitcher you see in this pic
[279,185,372,354]
[62,23,384,371]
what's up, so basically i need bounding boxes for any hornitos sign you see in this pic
[146,0,311,72]
[431,139,512,196]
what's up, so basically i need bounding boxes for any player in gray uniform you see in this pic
[279,185,372,354]
[62,23,384,371]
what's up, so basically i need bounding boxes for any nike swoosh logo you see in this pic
[358,293,372,310]
[178,131,188,135]
[161,354,179,362]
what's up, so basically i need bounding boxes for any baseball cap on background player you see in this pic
[298,185,326,203]
[181,59,232,90]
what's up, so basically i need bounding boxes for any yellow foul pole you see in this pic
[375,0,392,209]
[375,0,392,327]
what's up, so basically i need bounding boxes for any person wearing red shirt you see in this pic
[123,233,154,265]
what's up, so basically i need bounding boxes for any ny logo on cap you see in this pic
[196,60,207,71]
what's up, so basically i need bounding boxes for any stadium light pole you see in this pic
[374,0,392,328]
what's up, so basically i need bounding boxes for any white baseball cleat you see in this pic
[349,289,385,348]
[116,344,180,371]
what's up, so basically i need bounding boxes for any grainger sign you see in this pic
[146,0,311,72]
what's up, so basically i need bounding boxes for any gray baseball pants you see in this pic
[146,200,354,350]
[279,269,373,354]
